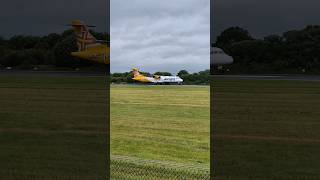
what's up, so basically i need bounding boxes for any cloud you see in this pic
[111,0,210,74]
[212,0,320,40]
[0,0,108,37]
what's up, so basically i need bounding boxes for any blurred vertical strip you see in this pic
[106,0,110,179]
[210,0,214,179]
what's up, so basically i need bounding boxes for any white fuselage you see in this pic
[148,76,183,84]
[211,47,233,65]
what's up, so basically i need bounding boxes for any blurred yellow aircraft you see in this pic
[70,20,109,64]
[132,68,183,85]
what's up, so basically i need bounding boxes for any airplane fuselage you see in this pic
[133,75,183,84]
[71,45,109,64]
[154,76,183,84]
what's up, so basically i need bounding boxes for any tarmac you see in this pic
[2,70,320,82]
[212,74,320,81]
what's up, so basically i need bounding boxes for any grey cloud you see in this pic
[111,0,210,73]
[0,0,108,37]
[213,0,320,40]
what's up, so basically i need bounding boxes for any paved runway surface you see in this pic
[2,70,320,81]
[0,70,106,77]
[212,74,320,81]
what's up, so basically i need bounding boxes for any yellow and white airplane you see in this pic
[132,68,183,85]
[70,20,110,64]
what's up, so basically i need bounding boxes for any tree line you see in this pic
[213,25,320,74]
[0,30,210,84]
[111,69,210,85]
[0,30,109,70]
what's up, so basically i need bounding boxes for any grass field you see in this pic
[2,73,320,179]
[212,79,320,180]
[0,74,109,180]
[0,74,210,179]
[110,85,210,178]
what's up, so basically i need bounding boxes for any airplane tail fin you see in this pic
[71,20,100,51]
[132,68,141,78]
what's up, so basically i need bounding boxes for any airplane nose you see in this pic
[226,56,234,64]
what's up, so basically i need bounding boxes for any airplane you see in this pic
[70,20,110,64]
[211,47,233,66]
[132,68,183,85]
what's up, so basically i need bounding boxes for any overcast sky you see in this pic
[0,0,108,38]
[212,0,320,41]
[3,0,319,73]
[111,0,210,74]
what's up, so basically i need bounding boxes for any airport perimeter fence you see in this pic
[111,155,210,180]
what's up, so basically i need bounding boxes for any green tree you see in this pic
[45,33,62,48]
[0,36,5,46]
[53,35,78,67]
[1,50,24,67]
[215,27,253,53]
[264,35,282,44]
[177,70,189,76]
[154,71,172,76]
[9,35,40,50]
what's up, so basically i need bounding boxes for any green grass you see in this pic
[212,79,320,180]
[0,74,210,179]
[3,74,319,179]
[110,85,210,164]
[0,74,109,180]
[111,159,209,180]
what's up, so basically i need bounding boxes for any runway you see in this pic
[2,70,320,82]
[212,74,320,81]
[0,70,106,77]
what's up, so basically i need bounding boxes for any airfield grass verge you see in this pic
[110,85,210,178]
[212,79,320,180]
[0,74,210,179]
[4,74,319,179]
[0,74,108,180]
